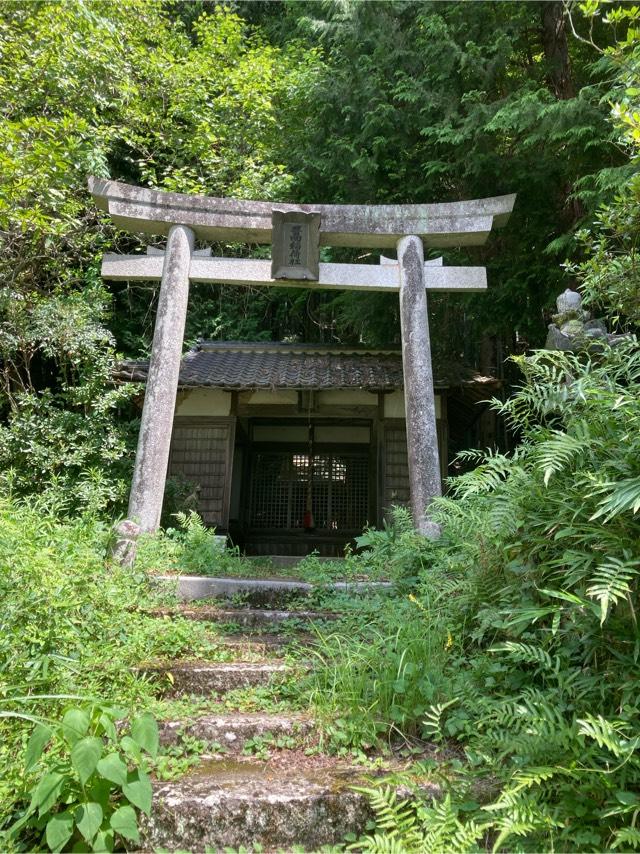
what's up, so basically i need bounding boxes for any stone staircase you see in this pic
[139,572,437,852]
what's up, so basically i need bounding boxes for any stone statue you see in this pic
[545,289,623,352]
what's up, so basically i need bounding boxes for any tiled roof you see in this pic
[115,341,496,391]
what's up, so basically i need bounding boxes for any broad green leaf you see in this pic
[96,753,128,787]
[62,708,90,746]
[616,790,640,805]
[98,713,117,741]
[71,737,103,785]
[92,828,115,852]
[30,771,65,817]
[122,769,152,816]
[45,810,75,851]
[130,714,159,759]
[25,724,52,771]
[87,778,112,812]
[76,801,103,843]
[110,805,140,843]
[119,736,142,762]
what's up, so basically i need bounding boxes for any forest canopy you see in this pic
[1,3,640,852]
[1,0,638,509]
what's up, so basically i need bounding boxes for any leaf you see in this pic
[71,737,103,785]
[98,713,117,741]
[87,777,112,812]
[25,724,52,772]
[122,769,152,816]
[96,753,128,787]
[130,713,159,759]
[92,829,115,852]
[30,771,64,817]
[119,736,142,762]
[616,790,640,806]
[586,558,639,625]
[62,708,90,746]
[45,810,75,851]
[110,805,140,843]
[75,801,103,843]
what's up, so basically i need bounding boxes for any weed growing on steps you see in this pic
[304,593,448,753]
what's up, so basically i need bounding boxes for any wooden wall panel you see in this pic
[382,419,447,521]
[168,417,235,528]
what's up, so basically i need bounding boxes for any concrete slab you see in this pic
[138,660,292,695]
[159,712,314,751]
[142,757,371,851]
[155,605,339,628]
[142,755,441,851]
[152,574,393,605]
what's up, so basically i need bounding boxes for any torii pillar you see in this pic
[398,235,441,537]
[90,177,515,553]
[128,224,194,531]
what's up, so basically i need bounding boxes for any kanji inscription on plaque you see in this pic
[271,209,320,280]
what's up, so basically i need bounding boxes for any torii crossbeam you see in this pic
[89,177,515,545]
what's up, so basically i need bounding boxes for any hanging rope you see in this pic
[303,394,315,530]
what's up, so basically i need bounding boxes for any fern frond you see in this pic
[422,699,458,741]
[586,557,639,624]
[536,428,589,485]
[590,475,640,521]
[509,765,563,792]
[490,642,554,670]
[612,827,640,850]
[577,714,637,757]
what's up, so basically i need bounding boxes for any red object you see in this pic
[303,509,314,529]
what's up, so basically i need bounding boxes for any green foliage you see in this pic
[0,495,220,842]
[339,342,640,852]
[0,1,322,508]
[307,592,448,750]
[4,704,157,852]
[267,0,624,349]
[352,787,490,854]
[567,3,640,331]
[135,510,256,577]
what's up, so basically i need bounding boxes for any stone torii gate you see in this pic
[89,177,514,544]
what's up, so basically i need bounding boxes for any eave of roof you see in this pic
[113,341,500,392]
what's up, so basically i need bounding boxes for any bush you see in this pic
[0,495,215,847]
[319,342,640,852]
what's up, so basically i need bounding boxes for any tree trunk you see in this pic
[541,2,574,100]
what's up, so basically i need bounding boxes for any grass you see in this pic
[136,512,394,584]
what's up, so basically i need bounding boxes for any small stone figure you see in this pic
[545,289,621,352]
[108,518,141,567]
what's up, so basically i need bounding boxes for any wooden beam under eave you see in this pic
[100,255,487,293]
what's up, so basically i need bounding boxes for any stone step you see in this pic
[152,573,393,606]
[159,712,314,752]
[247,554,344,569]
[139,660,293,695]
[155,604,338,629]
[215,632,314,654]
[143,756,374,851]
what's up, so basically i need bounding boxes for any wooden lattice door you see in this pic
[249,450,370,532]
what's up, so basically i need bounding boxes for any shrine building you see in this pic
[118,341,499,556]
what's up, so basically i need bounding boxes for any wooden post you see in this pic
[127,224,195,532]
[397,235,442,538]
